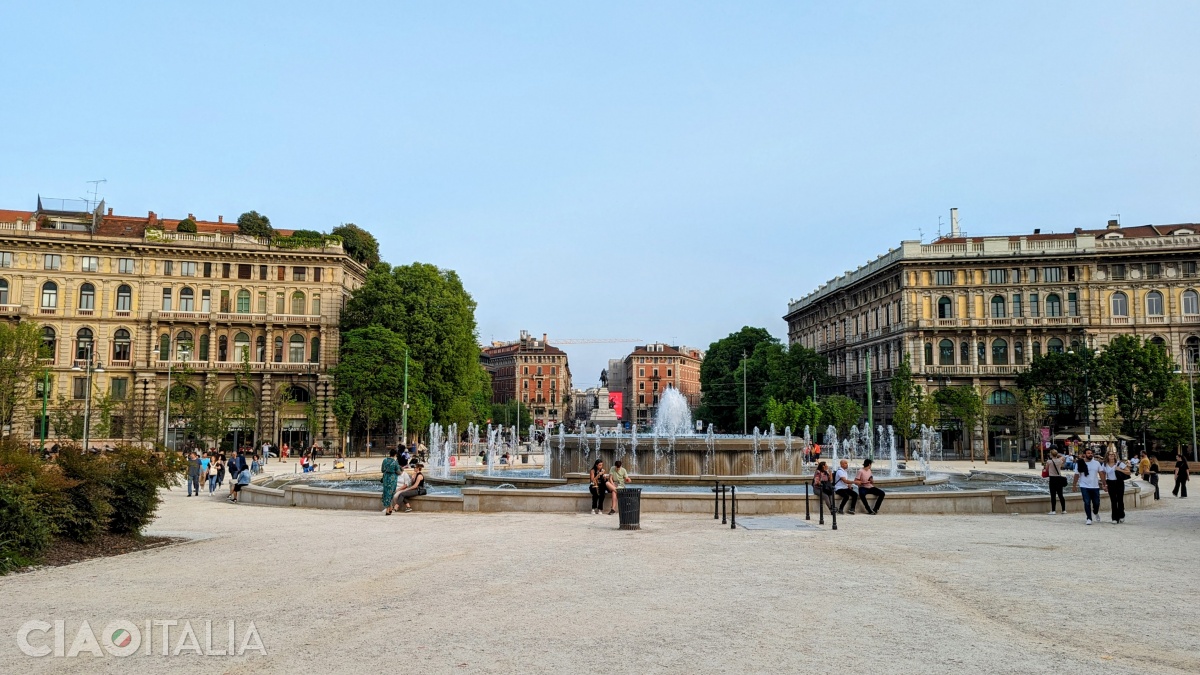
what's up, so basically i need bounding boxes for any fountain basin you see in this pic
[560,472,929,488]
[463,474,568,489]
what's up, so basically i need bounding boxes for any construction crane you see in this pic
[552,338,643,345]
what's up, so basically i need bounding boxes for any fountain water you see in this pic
[704,424,715,475]
[825,426,839,464]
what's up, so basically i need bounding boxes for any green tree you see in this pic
[890,354,918,451]
[1151,379,1196,451]
[1016,348,1102,425]
[236,210,274,238]
[0,322,47,433]
[490,399,532,429]
[820,394,862,438]
[1096,335,1176,443]
[332,392,354,451]
[331,223,381,268]
[176,218,197,233]
[333,326,413,451]
[935,385,985,461]
[695,327,776,432]
[1015,388,1049,461]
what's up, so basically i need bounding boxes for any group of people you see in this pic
[812,458,885,515]
[381,449,427,514]
[589,459,631,515]
[184,450,255,502]
[1044,447,1190,525]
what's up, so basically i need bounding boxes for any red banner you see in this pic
[608,391,623,419]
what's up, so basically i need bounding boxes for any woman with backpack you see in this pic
[1045,449,1067,515]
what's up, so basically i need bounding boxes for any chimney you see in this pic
[106,207,113,215]
[218,215,224,223]
[950,208,960,237]
[1107,219,1120,230]
[543,333,548,344]
[188,213,195,220]
[1033,228,1040,234]
[148,211,158,226]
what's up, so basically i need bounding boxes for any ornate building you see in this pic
[480,331,573,428]
[0,200,367,450]
[785,216,1200,453]
[619,343,704,428]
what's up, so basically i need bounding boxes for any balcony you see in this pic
[154,359,322,373]
[38,308,57,315]
[0,304,19,315]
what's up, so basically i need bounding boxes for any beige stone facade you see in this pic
[784,219,1200,449]
[620,343,703,428]
[0,202,366,449]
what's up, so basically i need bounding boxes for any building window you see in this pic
[42,327,56,360]
[44,254,61,270]
[1146,290,1164,316]
[1146,263,1162,280]
[1048,338,1064,354]
[988,390,1016,405]
[159,333,170,361]
[203,262,212,277]
[78,283,95,310]
[988,269,1007,284]
[1045,294,1062,317]
[293,267,307,281]
[1014,341,1024,364]
[234,332,251,362]
[1067,292,1078,316]
[311,294,321,315]
[1183,290,1199,315]
[238,264,252,280]
[161,288,172,311]
[75,327,94,361]
[1111,292,1128,316]
[0,252,12,267]
[219,335,228,361]
[313,267,322,282]
[960,341,969,363]
[1184,262,1197,278]
[201,290,211,313]
[992,339,1008,365]
[977,341,986,364]
[222,263,231,279]
[937,296,953,319]
[180,287,195,312]
[40,282,58,308]
[1110,264,1125,281]
[116,285,132,311]
[179,261,196,277]
[106,328,130,362]
[116,258,134,274]
[237,290,251,313]
[273,337,283,363]
[1012,294,1022,318]
[939,339,954,365]
[1029,294,1039,317]
[176,331,193,360]
[310,337,320,363]
[73,377,88,400]
[924,342,933,365]
[638,368,645,377]
[110,377,128,401]
[163,261,173,276]
[1043,267,1062,282]
[935,270,954,285]
[81,256,99,272]
[638,382,644,390]
[990,295,1005,318]
[199,333,210,360]
[259,265,268,280]
[0,278,7,304]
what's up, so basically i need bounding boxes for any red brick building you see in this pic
[621,343,703,428]
[480,331,572,427]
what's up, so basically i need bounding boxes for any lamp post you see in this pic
[1068,349,1092,449]
[38,368,50,453]
[70,343,104,451]
[401,348,409,445]
[1175,350,1198,463]
[742,350,747,435]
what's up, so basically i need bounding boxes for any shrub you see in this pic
[0,482,51,573]
[106,446,184,535]
[176,218,197,233]
[54,448,115,543]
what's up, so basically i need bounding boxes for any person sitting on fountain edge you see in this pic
[855,458,886,515]
[834,459,858,515]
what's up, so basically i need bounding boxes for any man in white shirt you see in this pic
[834,459,858,515]
[1072,448,1103,525]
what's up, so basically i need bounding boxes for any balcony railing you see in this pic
[0,304,19,315]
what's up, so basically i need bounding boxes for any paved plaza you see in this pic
[1,462,1197,674]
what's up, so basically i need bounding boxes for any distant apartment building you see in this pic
[620,343,703,427]
[480,331,572,427]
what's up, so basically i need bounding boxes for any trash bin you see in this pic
[617,487,641,530]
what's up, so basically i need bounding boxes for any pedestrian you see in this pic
[813,461,835,510]
[186,451,201,497]
[855,458,886,515]
[589,459,613,515]
[282,442,290,460]
[1071,447,1103,525]
[1148,454,1160,500]
[1045,449,1067,515]
[391,462,425,513]
[1172,453,1189,498]
[215,453,227,489]
[1138,451,1151,479]
[381,449,401,513]
[207,456,219,494]
[834,459,858,515]
[386,462,415,515]
[1101,449,1130,524]
[226,454,240,499]
[610,460,631,489]
[229,461,252,503]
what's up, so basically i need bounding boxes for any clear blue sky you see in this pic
[3,2,1198,386]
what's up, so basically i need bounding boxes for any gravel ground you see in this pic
[1,461,1196,674]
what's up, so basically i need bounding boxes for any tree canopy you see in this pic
[236,211,274,238]
[175,218,197,233]
[331,223,381,268]
[0,322,47,431]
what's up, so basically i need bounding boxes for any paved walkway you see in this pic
[1,465,1196,674]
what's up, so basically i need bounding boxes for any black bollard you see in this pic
[730,485,737,529]
[805,482,811,520]
[714,481,720,520]
[831,494,838,531]
[721,485,727,525]
[818,484,824,525]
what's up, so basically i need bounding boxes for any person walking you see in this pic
[207,456,220,495]
[1148,455,1161,500]
[834,459,858,515]
[1072,447,1103,525]
[855,458,886,515]
[1045,449,1068,515]
[381,450,401,513]
[1101,449,1130,524]
[215,453,227,490]
[1172,454,1189,498]
[186,452,201,497]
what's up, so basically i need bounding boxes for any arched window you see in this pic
[1111,292,1128,317]
[42,327,56,360]
[289,334,305,362]
[256,335,266,362]
[236,290,251,313]
[937,296,953,319]
[924,342,933,365]
[274,336,284,362]
[0,278,8,305]
[1048,338,1064,354]
[1014,341,1025,365]
[218,335,228,361]
[990,295,1006,318]
[291,292,306,316]
[987,390,1017,405]
[116,284,132,312]
[199,333,210,361]
[234,332,250,362]
[1046,294,1062,317]
[1185,336,1200,367]
[224,386,255,403]
[287,386,312,403]
[78,283,96,310]
[310,336,320,363]
[1146,290,1164,316]
[1032,341,1041,357]
[159,333,170,361]
[112,328,131,362]
[992,338,1009,365]
[1150,336,1168,357]
[41,282,58,308]
[180,287,195,312]
[939,339,954,365]
[1184,290,1200,316]
[176,331,194,360]
[75,327,94,361]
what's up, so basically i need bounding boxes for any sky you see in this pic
[3,2,1199,386]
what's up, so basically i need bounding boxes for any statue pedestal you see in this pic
[589,386,620,429]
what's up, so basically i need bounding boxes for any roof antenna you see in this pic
[1110,213,1120,225]
[85,179,106,211]
[936,216,942,239]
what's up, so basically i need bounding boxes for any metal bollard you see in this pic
[721,485,727,525]
[831,493,838,531]
[805,482,810,520]
[714,481,720,520]
[730,485,737,529]
[818,484,824,525]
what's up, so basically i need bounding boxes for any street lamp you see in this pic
[1067,349,1092,449]
[70,343,104,451]
[1174,350,1198,463]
